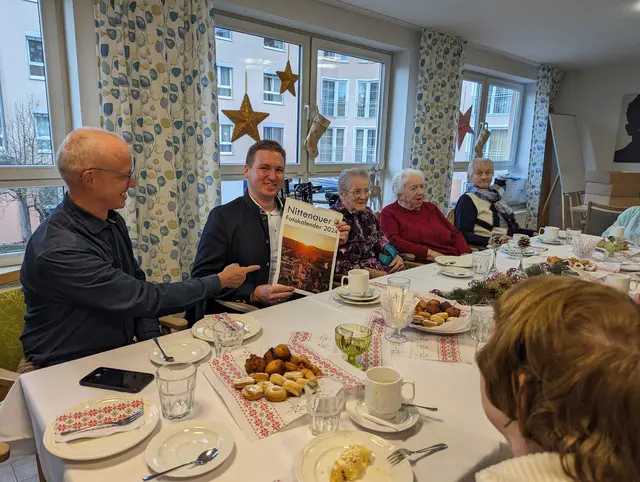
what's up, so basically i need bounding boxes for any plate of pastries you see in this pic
[547,256,598,272]
[410,298,470,335]
[232,344,323,403]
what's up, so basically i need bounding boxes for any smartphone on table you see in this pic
[79,367,154,394]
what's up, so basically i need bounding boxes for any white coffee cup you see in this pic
[341,269,369,296]
[539,226,559,241]
[512,233,526,244]
[611,226,625,241]
[365,366,415,420]
[605,273,638,293]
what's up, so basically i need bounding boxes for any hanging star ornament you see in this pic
[457,106,474,150]
[276,60,300,97]
[222,93,270,142]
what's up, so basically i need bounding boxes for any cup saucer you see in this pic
[345,398,419,433]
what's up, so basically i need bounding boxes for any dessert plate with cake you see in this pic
[410,298,471,335]
[295,431,412,482]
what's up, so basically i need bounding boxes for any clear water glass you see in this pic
[382,277,413,343]
[156,363,197,420]
[472,251,492,279]
[304,377,345,435]
[565,228,582,246]
[212,320,245,357]
[469,305,494,343]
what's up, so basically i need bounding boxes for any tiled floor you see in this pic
[0,454,39,482]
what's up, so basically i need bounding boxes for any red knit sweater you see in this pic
[380,201,471,261]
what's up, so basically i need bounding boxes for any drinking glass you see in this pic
[212,320,245,357]
[469,305,494,344]
[381,276,413,343]
[304,377,345,435]
[156,363,197,420]
[335,323,372,369]
[565,228,582,246]
[472,251,492,279]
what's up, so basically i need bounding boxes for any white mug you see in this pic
[341,269,369,296]
[611,226,625,241]
[539,226,559,241]
[365,366,415,420]
[604,273,638,293]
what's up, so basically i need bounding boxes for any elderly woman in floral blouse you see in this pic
[330,168,405,278]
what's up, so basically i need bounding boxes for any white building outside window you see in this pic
[216,63,233,99]
[215,27,232,41]
[219,123,233,155]
[318,127,346,163]
[321,78,348,118]
[264,38,285,51]
[263,73,283,104]
[26,32,45,79]
[34,112,51,153]
[263,124,284,145]
[356,80,378,118]
[354,127,376,163]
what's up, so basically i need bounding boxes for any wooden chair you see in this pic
[584,202,627,236]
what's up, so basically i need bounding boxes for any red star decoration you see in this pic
[457,107,474,150]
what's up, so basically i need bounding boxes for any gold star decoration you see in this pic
[222,94,270,142]
[276,60,300,97]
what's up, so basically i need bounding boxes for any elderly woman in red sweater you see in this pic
[380,169,470,262]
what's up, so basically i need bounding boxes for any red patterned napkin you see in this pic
[54,398,144,443]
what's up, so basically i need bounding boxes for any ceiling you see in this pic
[328,0,640,69]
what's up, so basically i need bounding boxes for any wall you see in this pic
[554,64,640,172]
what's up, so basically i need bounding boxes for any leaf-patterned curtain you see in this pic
[95,0,222,283]
[524,64,564,229]
[410,29,467,213]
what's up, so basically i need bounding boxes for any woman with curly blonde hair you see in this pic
[476,276,640,481]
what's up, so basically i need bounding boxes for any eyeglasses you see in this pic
[347,189,370,197]
[84,162,136,182]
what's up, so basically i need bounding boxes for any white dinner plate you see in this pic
[331,289,380,306]
[435,256,473,268]
[145,420,235,478]
[534,237,563,246]
[295,430,412,482]
[409,316,471,335]
[192,313,261,342]
[345,399,419,433]
[43,396,159,461]
[438,266,473,279]
[149,338,211,365]
[337,287,380,302]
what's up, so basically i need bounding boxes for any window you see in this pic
[216,64,233,98]
[34,113,51,152]
[263,73,283,104]
[318,127,346,163]
[264,38,285,51]
[0,90,5,150]
[322,51,349,62]
[321,79,348,118]
[212,16,390,180]
[356,81,378,118]
[219,123,233,155]
[26,34,45,79]
[215,28,232,41]
[454,74,523,168]
[354,128,376,163]
[358,58,371,64]
[263,124,284,145]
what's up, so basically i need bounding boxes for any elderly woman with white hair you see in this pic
[330,168,404,277]
[380,169,470,262]
[454,158,534,247]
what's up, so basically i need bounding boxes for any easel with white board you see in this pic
[539,113,586,229]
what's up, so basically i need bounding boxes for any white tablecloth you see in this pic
[1,241,587,482]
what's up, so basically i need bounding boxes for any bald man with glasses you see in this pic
[19,128,258,370]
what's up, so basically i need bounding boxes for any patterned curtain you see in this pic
[95,0,222,282]
[524,64,564,228]
[410,29,467,212]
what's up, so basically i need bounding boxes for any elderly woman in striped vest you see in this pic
[454,158,534,247]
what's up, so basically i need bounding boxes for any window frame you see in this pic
[320,77,349,119]
[0,0,70,267]
[216,62,233,99]
[262,123,285,145]
[454,71,525,172]
[25,31,45,80]
[0,84,5,151]
[33,112,52,154]
[318,126,347,164]
[219,122,234,156]
[263,71,284,105]
[214,27,232,41]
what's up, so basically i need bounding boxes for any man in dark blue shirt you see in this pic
[20,128,258,369]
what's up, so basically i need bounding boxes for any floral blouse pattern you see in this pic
[330,199,389,275]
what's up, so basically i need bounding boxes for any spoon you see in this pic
[153,337,174,362]
[142,448,219,480]
[402,403,438,412]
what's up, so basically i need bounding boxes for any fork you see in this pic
[387,443,448,466]
[59,410,144,436]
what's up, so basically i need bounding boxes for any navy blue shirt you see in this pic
[20,195,221,367]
